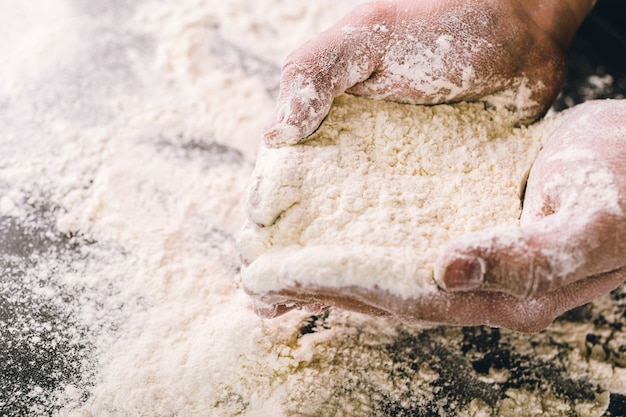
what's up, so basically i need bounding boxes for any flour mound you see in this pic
[239,94,561,300]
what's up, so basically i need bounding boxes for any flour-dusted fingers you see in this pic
[237,220,271,266]
[245,143,306,228]
[242,245,437,302]
[277,245,439,301]
[241,253,306,318]
[264,0,594,146]
[241,244,436,318]
[252,300,298,319]
[345,0,567,122]
[263,3,391,146]
[435,100,626,298]
[434,215,625,298]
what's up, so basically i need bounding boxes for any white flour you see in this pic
[240,94,561,299]
[1,0,625,416]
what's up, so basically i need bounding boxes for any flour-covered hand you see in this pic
[246,271,625,333]
[265,0,592,145]
[243,100,626,333]
[435,100,626,329]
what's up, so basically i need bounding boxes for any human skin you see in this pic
[246,100,626,333]
[244,0,625,332]
[264,0,594,146]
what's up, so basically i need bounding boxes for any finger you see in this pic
[263,3,393,145]
[253,301,331,319]
[241,244,435,319]
[434,209,623,298]
[303,303,330,315]
[246,143,304,227]
[241,250,288,299]
[277,245,439,300]
[253,300,298,319]
[242,257,300,318]
[236,220,270,266]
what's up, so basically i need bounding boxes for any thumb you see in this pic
[434,210,623,298]
[264,3,392,146]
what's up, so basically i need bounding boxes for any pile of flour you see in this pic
[240,94,562,299]
[2,0,626,416]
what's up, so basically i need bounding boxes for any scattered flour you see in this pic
[240,94,562,299]
[1,0,625,416]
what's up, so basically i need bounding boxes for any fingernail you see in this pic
[253,300,279,318]
[253,300,297,318]
[438,255,485,291]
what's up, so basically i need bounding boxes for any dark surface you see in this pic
[554,0,626,111]
[0,213,94,416]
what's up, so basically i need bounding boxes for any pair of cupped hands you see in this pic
[242,0,626,332]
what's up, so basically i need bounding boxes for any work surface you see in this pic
[1,1,626,416]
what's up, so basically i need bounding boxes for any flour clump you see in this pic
[239,94,562,300]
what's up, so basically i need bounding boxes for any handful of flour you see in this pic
[238,95,560,301]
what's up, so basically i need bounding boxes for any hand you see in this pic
[434,99,626,327]
[264,0,590,146]
[241,100,626,333]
